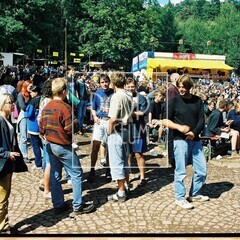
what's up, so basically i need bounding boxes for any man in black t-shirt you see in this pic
[148,90,165,143]
[162,75,209,210]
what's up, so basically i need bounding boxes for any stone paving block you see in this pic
[6,133,240,235]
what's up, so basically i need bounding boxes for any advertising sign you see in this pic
[173,53,196,60]
[132,56,139,72]
[139,52,148,70]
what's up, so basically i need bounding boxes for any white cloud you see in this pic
[159,0,225,6]
[170,0,183,4]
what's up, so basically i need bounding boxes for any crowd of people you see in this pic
[0,63,239,234]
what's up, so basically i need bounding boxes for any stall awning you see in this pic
[147,58,233,70]
[88,61,105,68]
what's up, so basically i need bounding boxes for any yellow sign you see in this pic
[37,49,42,53]
[53,52,59,57]
[74,58,81,63]
[79,53,84,57]
[70,53,76,56]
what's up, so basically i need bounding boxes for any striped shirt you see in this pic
[39,99,79,145]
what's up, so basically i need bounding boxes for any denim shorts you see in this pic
[92,119,108,142]
[108,129,130,181]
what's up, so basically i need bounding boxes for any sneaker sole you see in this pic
[73,205,95,215]
[187,197,209,202]
[107,196,126,202]
[175,202,194,209]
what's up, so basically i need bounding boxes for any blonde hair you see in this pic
[52,78,67,96]
[0,93,14,111]
[110,72,126,88]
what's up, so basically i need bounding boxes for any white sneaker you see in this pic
[72,143,79,149]
[99,158,107,168]
[187,195,209,202]
[149,149,158,157]
[176,199,194,209]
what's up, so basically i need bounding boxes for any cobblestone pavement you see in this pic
[7,131,240,235]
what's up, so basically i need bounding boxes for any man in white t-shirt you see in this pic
[107,72,132,202]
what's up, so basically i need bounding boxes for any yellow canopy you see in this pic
[147,58,233,71]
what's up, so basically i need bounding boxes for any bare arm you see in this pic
[148,112,153,126]
[108,117,116,135]
[162,119,190,134]
[91,109,99,124]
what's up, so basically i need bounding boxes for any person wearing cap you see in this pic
[24,86,42,169]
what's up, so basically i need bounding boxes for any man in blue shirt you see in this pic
[87,74,114,183]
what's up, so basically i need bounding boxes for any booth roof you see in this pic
[147,58,233,70]
[88,61,105,67]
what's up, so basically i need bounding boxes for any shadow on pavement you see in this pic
[128,164,174,200]
[201,181,234,198]
[75,140,91,146]
[14,200,73,234]
[83,187,116,208]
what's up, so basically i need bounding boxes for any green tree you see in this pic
[177,17,212,54]
[210,2,240,67]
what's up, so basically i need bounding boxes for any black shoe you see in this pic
[24,158,31,164]
[137,179,147,188]
[87,170,95,183]
[105,168,112,182]
[72,203,95,215]
[53,203,69,215]
[80,126,85,135]
[1,226,19,235]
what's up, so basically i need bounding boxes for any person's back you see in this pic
[167,73,180,101]
[41,99,77,145]
[207,107,224,136]
[39,78,94,216]
[227,102,240,132]
[107,72,132,202]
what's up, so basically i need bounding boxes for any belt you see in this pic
[99,117,110,121]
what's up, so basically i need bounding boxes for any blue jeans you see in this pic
[42,139,50,172]
[29,134,42,167]
[173,140,207,201]
[46,143,83,210]
[18,118,28,159]
[76,100,88,127]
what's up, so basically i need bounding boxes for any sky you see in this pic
[158,0,183,6]
[158,0,225,5]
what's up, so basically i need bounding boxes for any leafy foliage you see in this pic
[0,0,239,69]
